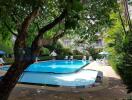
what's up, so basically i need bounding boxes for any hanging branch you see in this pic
[117,6,127,35]
[51,18,66,43]
[31,9,67,50]
[33,22,40,31]
[52,30,66,42]
[4,22,18,37]
[14,7,40,49]
[38,9,66,38]
[10,10,22,31]
[20,8,40,34]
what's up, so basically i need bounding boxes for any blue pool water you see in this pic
[26,60,89,73]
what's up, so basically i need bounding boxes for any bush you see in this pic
[52,42,63,55]
[73,55,82,59]
[40,47,50,56]
[105,15,132,93]
[60,48,73,56]
[3,58,14,64]
[38,56,52,61]
[72,50,83,55]
[88,48,100,60]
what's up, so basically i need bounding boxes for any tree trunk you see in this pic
[0,60,32,100]
[122,0,132,32]
[0,8,40,100]
[0,9,66,100]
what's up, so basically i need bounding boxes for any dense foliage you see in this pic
[105,10,132,93]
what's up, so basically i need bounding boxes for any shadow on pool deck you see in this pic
[8,77,131,100]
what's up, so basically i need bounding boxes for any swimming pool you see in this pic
[0,60,102,87]
[0,60,89,73]
[26,60,89,73]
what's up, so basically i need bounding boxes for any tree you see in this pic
[0,0,84,99]
[0,0,117,99]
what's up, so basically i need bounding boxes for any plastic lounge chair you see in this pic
[69,56,73,60]
[82,56,86,60]
[89,56,93,62]
[64,56,68,60]
[0,58,5,66]
[35,57,40,62]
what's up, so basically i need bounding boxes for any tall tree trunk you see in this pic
[117,5,127,35]
[0,9,66,100]
[0,36,35,100]
[122,0,132,32]
[0,7,40,100]
[0,61,32,100]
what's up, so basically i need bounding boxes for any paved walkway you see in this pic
[83,61,120,79]
[6,61,132,100]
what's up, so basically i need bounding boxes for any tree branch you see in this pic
[10,13,21,31]
[14,7,40,49]
[20,7,40,34]
[11,11,19,24]
[4,22,18,37]
[31,9,67,50]
[35,9,66,41]
[117,6,127,35]
[52,30,65,42]
[33,22,40,31]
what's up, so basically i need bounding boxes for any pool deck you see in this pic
[0,61,132,100]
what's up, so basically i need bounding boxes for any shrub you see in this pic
[88,47,100,60]
[3,58,14,64]
[72,50,83,55]
[40,47,50,56]
[73,55,84,60]
[105,13,132,92]
[38,56,52,61]
[60,48,73,55]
